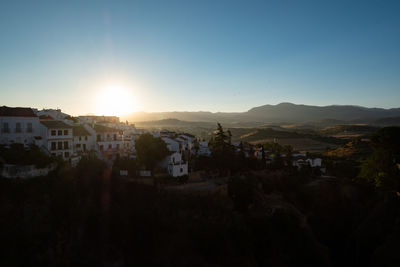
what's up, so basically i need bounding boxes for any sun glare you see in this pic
[95,86,139,116]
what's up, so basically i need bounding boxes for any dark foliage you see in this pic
[135,133,169,171]
[0,144,56,168]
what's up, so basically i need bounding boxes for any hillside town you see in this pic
[0,105,322,180]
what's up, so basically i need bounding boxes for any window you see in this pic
[116,144,120,150]
[64,130,68,135]
[27,123,33,133]
[113,134,117,141]
[64,152,69,158]
[64,141,69,149]
[51,153,56,156]
[85,136,88,141]
[108,144,112,149]
[51,130,56,136]
[58,141,62,150]
[107,134,110,140]
[83,144,86,151]
[97,134,101,141]
[51,142,57,150]
[15,123,21,133]
[58,130,62,136]
[180,168,183,173]
[2,123,9,133]
[100,145,104,151]
[76,144,81,148]
[79,137,81,141]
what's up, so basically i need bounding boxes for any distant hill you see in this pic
[246,103,400,123]
[123,103,400,125]
[135,118,215,128]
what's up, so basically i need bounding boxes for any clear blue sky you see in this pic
[1,0,399,115]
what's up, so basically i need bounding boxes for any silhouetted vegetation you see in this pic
[135,133,169,172]
[0,144,56,168]
[358,127,400,190]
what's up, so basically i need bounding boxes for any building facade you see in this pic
[72,125,95,154]
[94,124,123,159]
[0,106,41,146]
[40,120,73,160]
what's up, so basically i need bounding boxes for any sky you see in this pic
[0,0,400,115]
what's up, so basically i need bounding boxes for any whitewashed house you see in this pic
[37,109,69,121]
[293,158,322,168]
[160,129,174,138]
[72,125,95,154]
[118,123,137,156]
[176,134,195,151]
[40,120,73,160]
[122,133,137,155]
[161,137,180,153]
[78,115,119,125]
[158,135,189,177]
[254,148,270,160]
[166,152,188,177]
[197,141,211,157]
[306,158,322,167]
[94,124,123,159]
[0,106,41,146]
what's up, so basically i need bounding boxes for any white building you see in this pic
[166,152,188,177]
[197,141,211,157]
[40,120,73,160]
[37,108,70,121]
[293,158,322,168]
[94,124,123,159]
[72,125,95,154]
[306,158,322,167]
[176,134,195,151]
[122,133,137,155]
[161,137,180,153]
[78,115,119,125]
[0,106,41,146]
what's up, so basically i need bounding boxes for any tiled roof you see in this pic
[40,120,72,129]
[73,125,91,136]
[93,124,119,133]
[0,106,37,117]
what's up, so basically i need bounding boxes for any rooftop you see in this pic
[94,124,120,133]
[40,120,72,129]
[0,106,37,117]
[73,125,91,136]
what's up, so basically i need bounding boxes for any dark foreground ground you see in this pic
[1,157,400,267]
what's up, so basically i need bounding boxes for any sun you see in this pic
[95,86,139,116]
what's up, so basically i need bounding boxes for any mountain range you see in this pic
[123,103,400,126]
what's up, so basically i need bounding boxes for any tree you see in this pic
[212,123,229,152]
[261,145,267,169]
[358,127,400,190]
[210,123,235,172]
[239,141,245,161]
[135,133,170,172]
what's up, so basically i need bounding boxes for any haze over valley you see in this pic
[126,102,400,126]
